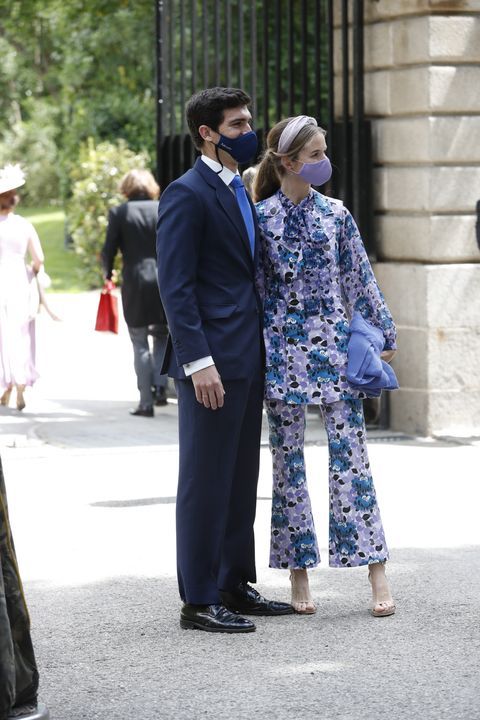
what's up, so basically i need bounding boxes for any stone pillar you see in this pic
[363,0,480,435]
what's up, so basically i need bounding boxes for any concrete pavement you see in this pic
[1,292,479,720]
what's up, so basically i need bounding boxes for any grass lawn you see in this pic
[17,206,90,293]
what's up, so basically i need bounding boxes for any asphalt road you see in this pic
[1,293,479,720]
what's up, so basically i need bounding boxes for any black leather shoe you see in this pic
[153,385,168,406]
[220,582,295,616]
[129,406,154,417]
[8,703,49,719]
[180,603,256,633]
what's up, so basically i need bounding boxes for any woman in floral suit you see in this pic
[253,116,396,617]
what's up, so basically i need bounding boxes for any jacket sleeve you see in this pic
[339,208,397,351]
[255,231,266,305]
[102,207,121,280]
[26,221,45,270]
[156,181,211,366]
[253,201,270,305]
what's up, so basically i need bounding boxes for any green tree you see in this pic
[0,0,156,202]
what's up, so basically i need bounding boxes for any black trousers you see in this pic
[175,374,264,605]
[0,457,39,720]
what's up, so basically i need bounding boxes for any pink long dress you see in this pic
[0,212,44,393]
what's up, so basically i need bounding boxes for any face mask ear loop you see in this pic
[214,143,224,174]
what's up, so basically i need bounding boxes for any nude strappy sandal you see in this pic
[290,570,317,615]
[368,569,396,617]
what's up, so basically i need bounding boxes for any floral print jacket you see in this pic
[255,189,396,405]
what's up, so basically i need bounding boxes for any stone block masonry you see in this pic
[351,1,480,435]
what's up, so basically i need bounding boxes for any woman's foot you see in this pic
[1,386,12,406]
[290,569,316,614]
[368,562,396,617]
[16,385,26,411]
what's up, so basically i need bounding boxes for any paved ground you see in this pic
[1,293,479,720]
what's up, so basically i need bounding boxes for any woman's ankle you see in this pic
[369,561,387,578]
[290,568,309,582]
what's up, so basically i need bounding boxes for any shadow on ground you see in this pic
[2,399,456,452]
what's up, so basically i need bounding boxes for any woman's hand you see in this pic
[381,349,396,363]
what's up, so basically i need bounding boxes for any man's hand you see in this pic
[381,349,397,363]
[191,365,225,410]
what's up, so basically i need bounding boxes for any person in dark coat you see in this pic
[157,87,293,633]
[102,169,169,417]
[0,455,49,720]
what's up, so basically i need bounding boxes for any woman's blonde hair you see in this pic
[253,118,326,202]
[119,169,160,200]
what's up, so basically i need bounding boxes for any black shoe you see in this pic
[8,702,49,719]
[180,603,256,633]
[220,581,295,616]
[129,406,154,417]
[153,385,168,406]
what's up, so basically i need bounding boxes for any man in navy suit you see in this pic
[157,87,293,632]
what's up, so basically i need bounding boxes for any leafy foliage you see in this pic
[0,101,61,205]
[0,0,155,202]
[67,138,150,288]
[0,0,329,202]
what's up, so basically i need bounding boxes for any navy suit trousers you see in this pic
[175,373,264,605]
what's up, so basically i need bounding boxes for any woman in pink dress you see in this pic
[0,165,45,411]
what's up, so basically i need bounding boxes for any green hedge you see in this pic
[67,138,150,288]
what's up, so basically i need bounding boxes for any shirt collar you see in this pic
[277,188,315,212]
[201,155,238,187]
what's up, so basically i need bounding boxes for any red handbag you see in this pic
[95,281,119,334]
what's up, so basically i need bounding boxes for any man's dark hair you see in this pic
[186,87,251,150]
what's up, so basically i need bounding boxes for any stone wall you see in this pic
[346,1,480,435]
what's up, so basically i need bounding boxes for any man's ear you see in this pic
[199,124,216,144]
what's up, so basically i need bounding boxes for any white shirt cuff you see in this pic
[183,356,214,376]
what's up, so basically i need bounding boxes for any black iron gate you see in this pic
[155,0,387,426]
[155,0,374,252]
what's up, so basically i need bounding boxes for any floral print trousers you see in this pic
[266,398,389,569]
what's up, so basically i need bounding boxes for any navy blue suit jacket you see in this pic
[156,158,263,380]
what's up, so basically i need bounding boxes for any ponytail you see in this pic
[253,150,281,202]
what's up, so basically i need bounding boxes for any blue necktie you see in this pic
[230,175,255,257]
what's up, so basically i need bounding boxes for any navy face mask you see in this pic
[216,131,258,164]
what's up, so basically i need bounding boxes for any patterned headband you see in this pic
[277,115,317,154]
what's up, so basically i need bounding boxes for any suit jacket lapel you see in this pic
[194,158,254,265]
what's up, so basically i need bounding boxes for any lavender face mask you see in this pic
[296,156,332,186]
